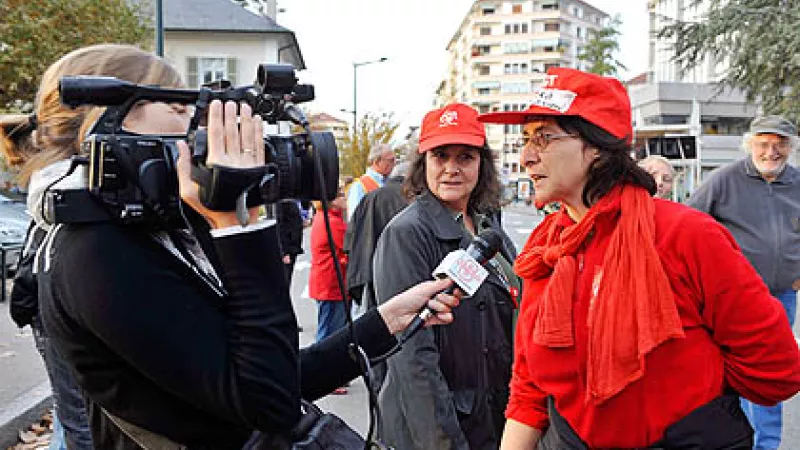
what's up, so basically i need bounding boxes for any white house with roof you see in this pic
[162,0,304,89]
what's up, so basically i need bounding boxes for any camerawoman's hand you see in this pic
[176,100,265,229]
[378,279,461,335]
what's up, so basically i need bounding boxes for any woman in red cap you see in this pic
[372,103,521,449]
[478,67,800,449]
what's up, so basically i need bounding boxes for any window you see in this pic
[512,4,523,13]
[477,105,491,114]
[576,26,582,38]
[480,65,491,75]
[504,63,529,74]
[503,104,526,112]
[187,57,237,88]
[542,2,559,10]
[480,26,492,36]
[505,23,527,34]
[544,22,560,32]
[473,45,491,56]
[501,82,529,94]
[571,5,583,18]
[503,42,529,54]
[482,7,495,15]
[478,88,491,96]
[544,63,560,71]
[512,162,519,173]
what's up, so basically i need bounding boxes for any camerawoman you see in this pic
[0,44,459,449]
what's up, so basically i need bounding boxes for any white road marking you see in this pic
[516,228,534,235]
[294,261,311,271]
[301,285,310,299]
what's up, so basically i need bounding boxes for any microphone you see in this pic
[401,229,504,342]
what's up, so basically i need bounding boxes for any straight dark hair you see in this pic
[555,116,656,207]
[404,143,501,213]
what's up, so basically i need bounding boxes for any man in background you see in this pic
[346,143,396,220]
[688,115,800,450]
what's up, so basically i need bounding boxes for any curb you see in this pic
[0,381,52,448]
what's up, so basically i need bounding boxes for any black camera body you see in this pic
[47,64,338,228]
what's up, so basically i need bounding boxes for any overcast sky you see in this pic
[278,0,649,136]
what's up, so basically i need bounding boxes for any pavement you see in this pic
[1,204,799,448]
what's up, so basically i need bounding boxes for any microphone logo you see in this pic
[432,249,489,297]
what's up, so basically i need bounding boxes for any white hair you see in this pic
[367,143,394,164]
[638,155,675,175]
[741,132,800,154]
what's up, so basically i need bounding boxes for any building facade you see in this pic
[163,0,304,90]
[435,0,608,185]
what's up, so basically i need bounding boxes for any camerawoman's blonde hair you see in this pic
[0,44,182,185]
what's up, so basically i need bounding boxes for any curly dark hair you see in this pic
[554,116,656,207]
[404,143,501,213]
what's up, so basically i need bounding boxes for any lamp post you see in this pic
[155,0,164,57]
[352,57,388,133]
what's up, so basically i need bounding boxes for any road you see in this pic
[0,204,798,447]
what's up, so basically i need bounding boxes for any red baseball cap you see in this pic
[418,103,486,153]
[477,67,632,141]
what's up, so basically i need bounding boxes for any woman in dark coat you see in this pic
[373,103,520,450]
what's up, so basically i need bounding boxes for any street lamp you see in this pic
[155,0,164,56]
[352,57,388,132]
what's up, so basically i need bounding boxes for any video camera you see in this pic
[46,64,339,228]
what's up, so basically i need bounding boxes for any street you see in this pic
[0,204,798,447]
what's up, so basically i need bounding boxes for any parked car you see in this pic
[0,195,30,273]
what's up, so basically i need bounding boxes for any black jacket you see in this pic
[343,176,408,306]
[373,191,518,450]
[38,221,397,449]
[275,200,305,257]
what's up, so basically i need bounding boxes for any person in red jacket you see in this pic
[478,67,800,449]
[309,189,349,347]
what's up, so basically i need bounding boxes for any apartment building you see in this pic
[435,0,608,185]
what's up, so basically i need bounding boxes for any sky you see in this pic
[278,0,650,137]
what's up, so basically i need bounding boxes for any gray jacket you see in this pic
[373,192,518,450]
[688,157,800,294]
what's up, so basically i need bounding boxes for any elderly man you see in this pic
[688,115,800,450]
[346,143,396,220]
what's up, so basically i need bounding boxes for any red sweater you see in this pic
[309,209,347,301]
[508,199,800,448]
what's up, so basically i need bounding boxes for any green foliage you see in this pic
[659,0,800,121]
[578,14,627,76]
[339,113,400,177]
[0,0,151,111]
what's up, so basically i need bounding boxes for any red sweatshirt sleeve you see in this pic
[506,279,550,430]
[681,212,800,405]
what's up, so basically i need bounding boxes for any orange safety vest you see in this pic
[356,174,380,193]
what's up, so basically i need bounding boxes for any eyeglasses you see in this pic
[752,140,790,151]
[516,131,577,152]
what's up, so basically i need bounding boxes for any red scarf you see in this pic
[515,185,684,404]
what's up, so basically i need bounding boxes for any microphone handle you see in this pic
[401,283,458,343]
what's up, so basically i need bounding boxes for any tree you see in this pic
[659,0,800,121]
[339,113,400,177]
[0,0,151,111]
[578,14,627,76]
